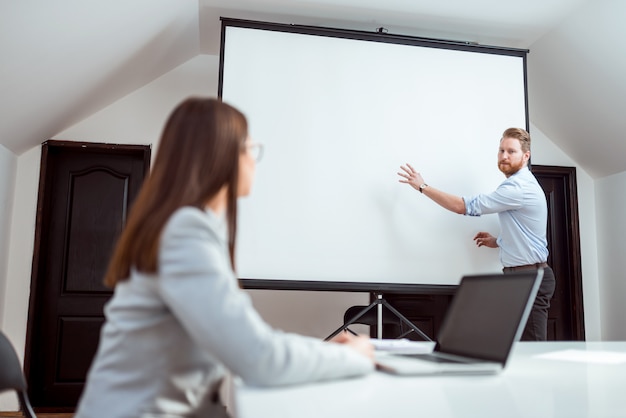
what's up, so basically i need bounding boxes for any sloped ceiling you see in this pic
[528,0,626,179]
[2,0,624,179]
[0,0,200,154]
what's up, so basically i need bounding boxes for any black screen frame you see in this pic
[219,18,529,293]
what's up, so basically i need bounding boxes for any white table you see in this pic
[234,342,626,418]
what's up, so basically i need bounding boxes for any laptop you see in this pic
[375,268,544,376]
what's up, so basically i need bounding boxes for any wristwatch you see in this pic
[419,183,428,193]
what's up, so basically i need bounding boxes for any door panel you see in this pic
[534,165,585,340]
[25,141,150,409]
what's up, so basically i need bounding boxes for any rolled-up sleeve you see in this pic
[463,181,524,217]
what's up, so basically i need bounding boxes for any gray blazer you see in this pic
[75,207,373,418]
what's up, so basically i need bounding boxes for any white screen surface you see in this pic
[220,22,528,286]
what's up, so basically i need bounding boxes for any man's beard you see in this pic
[498,159,524,176]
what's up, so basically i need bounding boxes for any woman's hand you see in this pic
[329,331,374,360]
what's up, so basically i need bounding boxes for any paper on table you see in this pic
[370,338,434,354]
[534,349,626,364]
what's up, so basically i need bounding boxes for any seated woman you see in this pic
[75,98,374,418]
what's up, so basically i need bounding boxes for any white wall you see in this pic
[0,145,39,410]
[595,171,626,340]
[53,55,220,154]
[530,124,601,340]
[0,144,17,329]
[0,52,610,410]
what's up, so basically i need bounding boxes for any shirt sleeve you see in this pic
[156,208,374,387]
[464,179,524,217]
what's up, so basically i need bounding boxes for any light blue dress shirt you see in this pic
[463,166,549,268]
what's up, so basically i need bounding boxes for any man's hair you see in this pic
[502,127,530,153]
[104,98,248,287]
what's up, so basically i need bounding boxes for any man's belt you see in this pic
[502,262,548,273]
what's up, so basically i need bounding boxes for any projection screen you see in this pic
[219,18,528,289]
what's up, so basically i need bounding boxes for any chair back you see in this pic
[0,331,36,417]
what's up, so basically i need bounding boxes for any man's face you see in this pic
[498,137,529,177]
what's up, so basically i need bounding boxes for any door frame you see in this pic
[23,140,151,411]
[533,164,585,340]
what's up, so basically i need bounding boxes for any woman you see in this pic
[74,98,374,418]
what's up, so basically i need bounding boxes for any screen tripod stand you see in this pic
[324,293,433,341]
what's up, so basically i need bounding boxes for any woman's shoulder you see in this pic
[163,206,225,242]
[168,206,208,225]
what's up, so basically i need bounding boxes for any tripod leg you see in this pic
[397,329,415,339]
[324,299,380,341]
[381,299,433,341]
[377,294,383,339]
[345,328,358,336]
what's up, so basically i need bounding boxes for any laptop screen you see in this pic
[436,270,542,364]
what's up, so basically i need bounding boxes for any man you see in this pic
[397,127,555,341]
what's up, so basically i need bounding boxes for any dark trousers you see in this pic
[503,266,556,341]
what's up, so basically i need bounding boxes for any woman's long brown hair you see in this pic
[104,98,248,287]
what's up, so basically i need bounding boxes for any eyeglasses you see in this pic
[246,142,264,162]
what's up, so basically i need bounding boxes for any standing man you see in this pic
[397,128,555,341]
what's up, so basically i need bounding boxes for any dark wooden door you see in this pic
[24,140,150,409]
[534,165,585,340]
